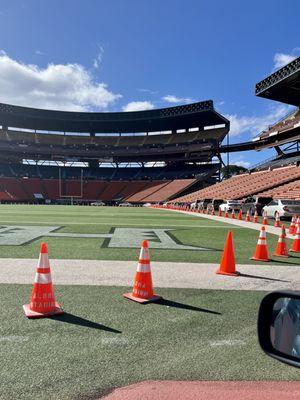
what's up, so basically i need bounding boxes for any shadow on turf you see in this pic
[154,298,221,315]
[238,273,289,283]
[53,313,121,333]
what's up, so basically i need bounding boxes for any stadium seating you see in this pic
[174,166,300,202]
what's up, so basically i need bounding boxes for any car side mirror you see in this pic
[258,291,300,368]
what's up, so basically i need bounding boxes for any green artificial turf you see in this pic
[0,204,298,265]
[0,285,299,400]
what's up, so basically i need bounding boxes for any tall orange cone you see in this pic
[231,209,235,219]
[273,225,289,257]
[224,210,228,218]
[211,208,215,216]
[262,211,268,225]
[216,231,239,276]
[290,225,300,253]
[289,216,296,234]
[251,226,270,262]
[253,210,258,223]
[245,210,251,222]
[23,243,63,318]
[123,240,162,303]
[218,207,222,217]
[274,212,281,228]
[238,209,243,220]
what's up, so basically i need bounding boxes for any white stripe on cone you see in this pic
[37,253,50,269]
[136,263,151,273]
[34,273,52,284]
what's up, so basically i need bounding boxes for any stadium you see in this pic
[1,7,300,394]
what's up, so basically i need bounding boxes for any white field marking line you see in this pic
[0,335,29,343]
[208,339,246,347]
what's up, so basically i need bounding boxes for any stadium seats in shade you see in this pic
[174,166,300,202]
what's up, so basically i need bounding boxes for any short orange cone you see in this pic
[216,231,239,276]
[123,240,162,303]
[218,207,222,217]
[262,211,268,225]
[224,210,228,218]
[231,209,235,219]
[273,225,289,257]
[211,209,215,216]
[245,210,251,222]
[251,226,270,262]
[289,216,296,234]
[253,210,258,223]
[23,243,64,318]
[290,225,300,253]
[237,209,242,220]
[274,212,281,228]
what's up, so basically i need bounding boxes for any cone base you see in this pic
[250,257,270,262]
[272,253,289,258]
[123,292,162,304]
[289,249,300,253]
[216,270,239,277]
[23,302,64,318]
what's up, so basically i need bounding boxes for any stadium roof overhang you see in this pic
[255,57,300,106]
[0,101,229,134]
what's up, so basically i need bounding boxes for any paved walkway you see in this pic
[1,258,299,291]
[160,208,294,238]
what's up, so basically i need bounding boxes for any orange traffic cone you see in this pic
[224,210,228,218]
[238,209,242,220]
[211,209,215,216]
[218,208,222,217]
[23,243,63,318]
[231,209,235,219]
[123,240,162,303]
[273,225,289,257]
[251,226,270,262]
[253,210,258,223]
[289,216,296,234]
[274,212,281,228]
[290,225,300,253]
[216,231,239,276]
[245,210,251,222]
[262,211,268,225]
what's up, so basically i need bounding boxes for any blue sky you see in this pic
[0,0,299,167]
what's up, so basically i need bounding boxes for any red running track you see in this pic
[101,381,300,400]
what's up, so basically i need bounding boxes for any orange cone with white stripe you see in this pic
[289,216,296,234]
[216,231,239,276]
[123,240,162,303]
[290,225,300,253]
[211,208,215,216]
[245,210,251,222]
[218,207,222,217]
[231,209,235,219]
[273,225,289,257]
[224,210,228,218]
[23,243,63,318]
[251,226,270,262]
[262,211,268,225]
[238,209,242,220]
[274,212,281,228]
[253,210,258,223]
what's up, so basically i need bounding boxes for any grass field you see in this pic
[1,205,299,399]
[1,285,300,400]
[0,204,298,265]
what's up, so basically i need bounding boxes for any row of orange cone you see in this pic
[23,223,300,319]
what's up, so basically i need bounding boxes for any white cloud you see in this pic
[225,105,292,137]
[35,50,44,56]
[230,157,251,169]
[0,51,121,111]
[93,45,104,69]
[162,95,194,104]
[273,53,297,69]
[136,88,158,95]
[122,101,154,112]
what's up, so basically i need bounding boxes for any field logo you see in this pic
[0,225,209,251]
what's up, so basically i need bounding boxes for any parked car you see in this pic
[262,199,300,219]
[143,203,152,207]
[219,200,242,212]
[118,202,133,207]
[241,196,272,216]
[90,201,105,206]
